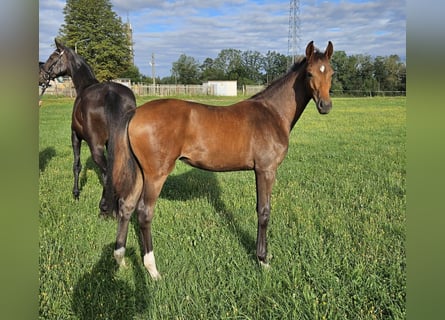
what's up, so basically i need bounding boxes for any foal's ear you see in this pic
[305,41,315,60]
[325,41,334,60]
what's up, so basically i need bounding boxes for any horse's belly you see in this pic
[179,146,254,172]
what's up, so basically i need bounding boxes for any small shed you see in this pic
[206,81,237,96]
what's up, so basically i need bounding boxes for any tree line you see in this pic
[123,50,406,96]
[58,0,405,96]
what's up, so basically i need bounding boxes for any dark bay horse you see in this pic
[106,41,334,279]
[40,39,136,215]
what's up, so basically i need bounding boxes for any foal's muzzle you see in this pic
[314,96,332,114]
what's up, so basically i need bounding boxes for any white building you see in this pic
[205,81,237,96]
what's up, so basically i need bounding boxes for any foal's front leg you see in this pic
[71,130,82,199]
[254,169,276,267]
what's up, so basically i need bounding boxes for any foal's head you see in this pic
[39,38,70,83]
[304,41,334,114]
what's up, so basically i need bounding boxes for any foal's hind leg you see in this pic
[113,171,143,268]
[114,197,135,268]
[71,130,82,200]
[136,175,168,280]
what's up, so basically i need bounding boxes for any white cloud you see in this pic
[39,0,406,77]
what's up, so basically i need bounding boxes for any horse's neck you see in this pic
[68,60,99,93]
[289,81,312,130]
[260,74,311,132]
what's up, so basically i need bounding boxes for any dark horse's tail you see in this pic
[104,89,138,217]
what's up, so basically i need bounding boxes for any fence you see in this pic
[131,84,215,96]
[40,77,76,97]
[331,90,406,97]
[41,80,219,97]
[242,85,265,96]
[40,79,405,98]
[41,81,261,97]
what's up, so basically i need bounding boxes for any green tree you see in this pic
[383,55,405,92]
[241,50,263,85]
[396,59,406,92]
[354,54,377,94]
[118,64,142,83]
[171,54,201,84]
[200,58,224,82]
[263,51,288,84]
[58,0,132,81]
[213,49,243,81]
[331,51,349,93]
[343,54,376,95]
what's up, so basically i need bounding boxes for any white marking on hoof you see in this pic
[144,252,161,280]
[114,247,126,267]
[259,260,271,269]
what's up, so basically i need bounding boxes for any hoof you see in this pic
[258,254,272,269]
[114,248,126,267]
[144,252,161,280]
[115,258,127,268]
[99,210,116,219]
[99,198,108,212]
[260,261,271,269]
[150,272,162,281]
[117,259,127,268]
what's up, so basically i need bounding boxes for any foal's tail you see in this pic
[104,90,138,216]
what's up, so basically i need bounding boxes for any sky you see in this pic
[39,0,406,78]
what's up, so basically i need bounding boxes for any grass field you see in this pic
[39,95,406,319]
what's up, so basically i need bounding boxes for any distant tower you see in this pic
[287,0,301,67]
[124,14,134,65]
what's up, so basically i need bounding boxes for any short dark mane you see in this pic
[250,57,307,100]
[68,47,97,81]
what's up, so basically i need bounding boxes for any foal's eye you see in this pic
[307,72,313,78]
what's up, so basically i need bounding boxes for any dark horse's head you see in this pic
[38,62,46,86]
[39,38,70,85]
[304,41,334,114]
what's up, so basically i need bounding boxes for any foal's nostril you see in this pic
[317,99,332,114]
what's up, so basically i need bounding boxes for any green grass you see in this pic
[39,96,406,319]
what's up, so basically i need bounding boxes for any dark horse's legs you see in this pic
[254,169,276,266]
[71,130,82,200]
[88,143,109,215]
[71,128,110,215]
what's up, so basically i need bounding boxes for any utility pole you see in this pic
[151,53,155,85]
